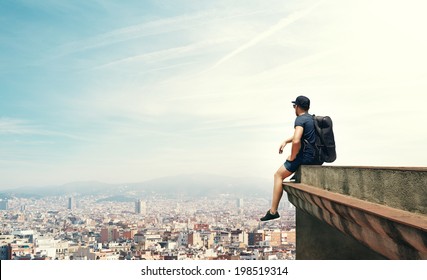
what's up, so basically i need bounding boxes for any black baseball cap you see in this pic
[292,95,310,109]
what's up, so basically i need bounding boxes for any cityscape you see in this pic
[0,181,296,260]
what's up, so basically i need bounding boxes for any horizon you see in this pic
[0,172,273,191]
[1,0,426,188]
[1,165,425,191]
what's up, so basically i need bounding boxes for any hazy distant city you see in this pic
[0,174,296,260]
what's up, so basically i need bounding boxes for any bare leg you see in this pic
[270,165,293,214]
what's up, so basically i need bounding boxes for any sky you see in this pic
[1,0,426,188]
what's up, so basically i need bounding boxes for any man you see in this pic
[260,95,322,221]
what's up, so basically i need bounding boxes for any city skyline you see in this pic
[1,0,426,188]
[0,173,273,195]
[0,192,297,260]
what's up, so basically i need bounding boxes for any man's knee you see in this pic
[275,167,291,180]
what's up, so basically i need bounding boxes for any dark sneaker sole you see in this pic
[260,216,280,222]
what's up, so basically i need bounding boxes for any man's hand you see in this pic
[279,142,287,154]
[279,137,293,154]
[287,155,295,162]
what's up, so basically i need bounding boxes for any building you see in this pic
[8,243,34,260]
[199,231,215,249]
[230,229,246,246]
[0,245,9,260]
[240,251,258,260]
[0,235,15,260]
[270,230,282,247]
[218,231,231,245]
[122,229,137,240]
[237,198,244,214]
[72,246,120,260]
[283,230,296,245]
[188,231,203,248]
[68,197,74,210]
[194,223,209,231]
[177,232,189,248]
[237,198,244,208]
[135,199,146,215]
[143,234,162,250]
[0,199,9,210]
[100,227,120,243]
[11,230,35,243]
[248,231,264,246]
[34,236,58,259]
[134,233,145,244]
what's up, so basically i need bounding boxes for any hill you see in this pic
[0,173,272,199]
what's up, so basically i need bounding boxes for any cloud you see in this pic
[92,38,231,70]
[207,2,321,71]
[0,118,89,141]
[0,118,40,135]
[54,7,284,58]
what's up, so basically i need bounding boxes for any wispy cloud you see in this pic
[207,2,322,71]
[92,38,231,70]
[0,118,40,135]
[0,118,89,141]
[55,8,279,58]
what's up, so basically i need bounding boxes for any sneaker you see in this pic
[260,210,280,221]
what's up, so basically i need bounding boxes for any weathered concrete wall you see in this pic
[299,166,427,215]
[296,209,386,260]
[285,166,427,260]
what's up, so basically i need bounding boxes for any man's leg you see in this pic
[270,164,293,214]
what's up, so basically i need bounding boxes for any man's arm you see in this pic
[288,126,304,161]
[279,136,294,154]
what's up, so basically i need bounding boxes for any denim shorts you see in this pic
[284,157,303,173]
[284,153,319,173]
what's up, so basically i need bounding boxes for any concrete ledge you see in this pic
[285,166,427,259]
[298,165,427,214]
[296,166,427,214]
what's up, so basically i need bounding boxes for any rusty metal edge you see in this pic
[283,182,427,231]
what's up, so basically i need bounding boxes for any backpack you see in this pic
[312,115,337,163]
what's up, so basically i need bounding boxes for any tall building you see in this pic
[0,199,9,210]
[68,197,74,210]
[237,198,244,208]
[135,199,146,215]
[237,198,244,214]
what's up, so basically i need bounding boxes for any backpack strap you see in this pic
[311,114,324,164]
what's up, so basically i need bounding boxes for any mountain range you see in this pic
[0,173,273,199]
